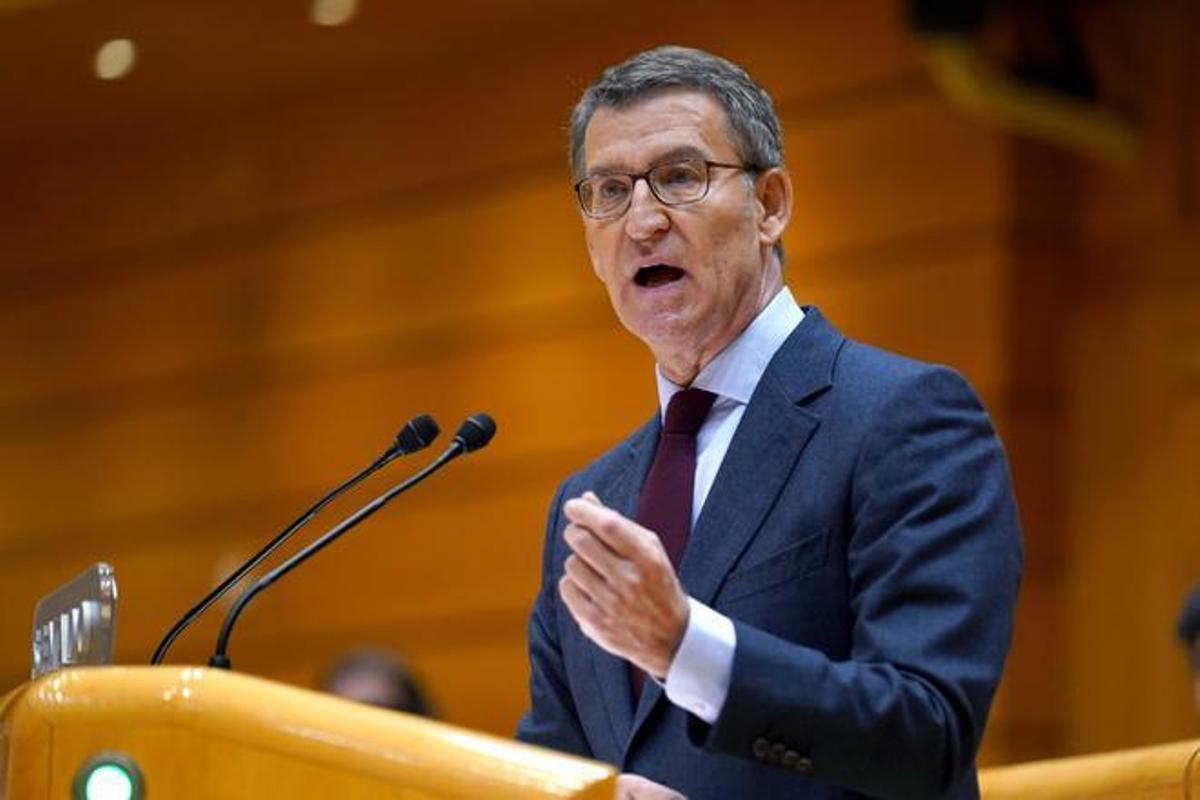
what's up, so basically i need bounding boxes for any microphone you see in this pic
[208,413,496,670]
[150,414,440,665]
[451,411,497,453]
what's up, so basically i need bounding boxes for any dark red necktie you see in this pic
[636,388,717,568]
[629,387,716,697]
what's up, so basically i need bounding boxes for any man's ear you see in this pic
[755,167,793,249]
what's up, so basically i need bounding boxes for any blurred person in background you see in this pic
[1178,584,1200,714]
[321,648,435,717]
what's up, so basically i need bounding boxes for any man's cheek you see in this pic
[584,228,605,275]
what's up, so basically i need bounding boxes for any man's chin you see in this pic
[621,313,696,351]
[621,318,718,379]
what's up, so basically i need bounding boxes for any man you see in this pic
[321,649,436,717]
[517,46,1022,799]
[1178,584,1200,713]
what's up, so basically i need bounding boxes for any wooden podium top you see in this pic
[1,666,616,799]
[980,738,1200,799]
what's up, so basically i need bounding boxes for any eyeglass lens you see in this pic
[579,160,710,217]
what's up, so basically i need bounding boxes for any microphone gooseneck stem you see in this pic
[209,442,464,669]
[151,449,398,665]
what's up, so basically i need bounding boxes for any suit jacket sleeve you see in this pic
[693,364,1023,799]
[515,480,593,756]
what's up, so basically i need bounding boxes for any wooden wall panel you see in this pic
[787,96,1003,265]
[805,246,1007,396]
[1062,280,1200,753]
[0,180,589,406]
[0,328,652,541]
[1053,0,1200,757]
[0,1,923,270]
[0,94,1007,547]
[1,94,1000,417]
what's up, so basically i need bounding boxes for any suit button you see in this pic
[782,750,799,769]
[752,738,770,760]
[768,743,786,765]
[794,756,814,774]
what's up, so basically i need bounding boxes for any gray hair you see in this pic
[568,46,784,182]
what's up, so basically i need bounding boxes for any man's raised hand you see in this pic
[557,491,689,678]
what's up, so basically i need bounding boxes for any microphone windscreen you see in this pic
[395,413,440,454]
[454,413,497,453]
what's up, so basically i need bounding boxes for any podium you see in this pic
[0,666,617,798]
[979,739,1200,799]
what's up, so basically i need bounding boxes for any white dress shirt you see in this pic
[654,288,804,724]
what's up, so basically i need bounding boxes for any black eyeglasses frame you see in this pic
[573,159,753,219]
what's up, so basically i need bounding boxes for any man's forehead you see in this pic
[582,88,737,173]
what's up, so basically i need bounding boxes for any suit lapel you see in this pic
[586,417,659,752]
[624,307,842,748]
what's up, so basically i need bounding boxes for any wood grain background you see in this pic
[1,0,1196,765]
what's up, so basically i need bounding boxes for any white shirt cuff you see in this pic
[663,597,736,724]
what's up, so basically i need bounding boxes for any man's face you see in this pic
[579,89,785,377]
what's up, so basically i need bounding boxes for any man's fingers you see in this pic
[617,774,687,800]
[564,523,623,578]
[558,573,617,647]
[558,573,596,625]
[563,495,649,558]
[563,552,620,610]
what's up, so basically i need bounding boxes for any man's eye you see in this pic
[660,164,703,185]
[596,179,630,201]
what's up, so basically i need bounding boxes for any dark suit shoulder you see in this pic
[827,338,985,418]
[835,337,963,387]
[764,306,981,415]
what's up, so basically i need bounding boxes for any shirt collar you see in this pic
[655,287,804,414]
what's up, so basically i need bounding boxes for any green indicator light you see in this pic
[73,751,144,800]
[85,764,134,800]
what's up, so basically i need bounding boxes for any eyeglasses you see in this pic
[574,158,750,219]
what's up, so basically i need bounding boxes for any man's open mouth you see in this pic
[633,264,686,287]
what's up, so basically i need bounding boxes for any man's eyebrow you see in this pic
[586,145,709,177]
[648,146,709,166]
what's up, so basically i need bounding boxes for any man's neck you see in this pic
[654,275,784,386]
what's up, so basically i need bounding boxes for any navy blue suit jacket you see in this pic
[517,308,1022,799]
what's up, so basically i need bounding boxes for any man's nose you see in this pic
[623,178,670,241]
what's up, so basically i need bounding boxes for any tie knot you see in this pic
[663,388,716,435]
